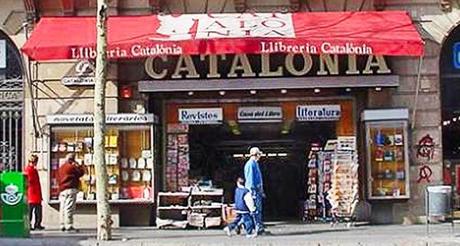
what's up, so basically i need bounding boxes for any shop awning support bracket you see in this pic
[411,55,425,130]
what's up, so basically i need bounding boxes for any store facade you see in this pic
[18,0,448,227]
[137,51,411,221]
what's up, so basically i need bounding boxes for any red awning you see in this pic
[22,11,424,61]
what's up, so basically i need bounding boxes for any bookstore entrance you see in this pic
[161,99,354,220]
[187,121,336,219]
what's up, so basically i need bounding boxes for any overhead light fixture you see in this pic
[228,120,241,135]
[281,89,287,94]
[250,90,257,95]
[281,120,293,135]
[314,88,321,93]
[454,118,457,122]
[375,87,382,91]
[187,91,194,96]
[277,153,288,157]
[345,88,351,92]
[232,154,244,158]
[219,91,226,96]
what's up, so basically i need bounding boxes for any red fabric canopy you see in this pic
[22,11,424,61]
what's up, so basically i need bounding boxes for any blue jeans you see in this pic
[228,213,255,234]
[252,191,264,233]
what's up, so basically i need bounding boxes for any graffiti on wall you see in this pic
[416,134,435,161]
[415,134,437,183]
[417,165,433,183]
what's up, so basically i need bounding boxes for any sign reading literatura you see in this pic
[144,54,391,80]
[296,105,341,121]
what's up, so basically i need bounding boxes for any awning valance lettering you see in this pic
[21,11,424,61]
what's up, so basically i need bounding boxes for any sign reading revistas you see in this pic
[178,108,223,125]
[296,105,341,121]
[238,107,282,122]
[47,114,156,125]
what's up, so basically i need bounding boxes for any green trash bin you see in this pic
[0,171,30,238]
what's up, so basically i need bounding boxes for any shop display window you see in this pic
[49,125,154,203]
[365,121,410,199]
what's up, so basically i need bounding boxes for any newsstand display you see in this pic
[303,137,358,223]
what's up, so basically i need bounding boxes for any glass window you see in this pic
[49,125,154,203]
[366,121,409,199]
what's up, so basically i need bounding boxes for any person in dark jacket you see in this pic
[223,177,256,238]
[24,154,44,230]
[57,153,85,232]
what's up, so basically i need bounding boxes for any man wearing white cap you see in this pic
[244,147,265,234]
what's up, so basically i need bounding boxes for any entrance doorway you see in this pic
[187,121,336,219]
[0,31,24,171]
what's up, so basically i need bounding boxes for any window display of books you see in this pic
[366,122,409,199]
[49,126,154,203]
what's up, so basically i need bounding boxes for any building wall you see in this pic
[23,1,122,229]
[367,0,444,224]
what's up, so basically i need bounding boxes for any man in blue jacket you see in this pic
[244,147,265,235]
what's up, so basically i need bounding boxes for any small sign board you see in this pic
[0,40,6,69]
[296,104,341,121]
[454,42,460,69]
[178,108,222,125]
[0,90,22,102]
[238,106,282,123]
[47,113,156,125]
[61,60,95,86]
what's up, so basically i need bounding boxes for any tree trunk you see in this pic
[94,0,111,241]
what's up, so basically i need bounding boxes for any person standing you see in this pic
[57,153,85,232]
[24,154,44,230]
[244,147,265,234]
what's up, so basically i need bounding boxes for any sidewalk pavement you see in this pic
[1,222,460,246]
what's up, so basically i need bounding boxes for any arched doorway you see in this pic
[0,30,23,171]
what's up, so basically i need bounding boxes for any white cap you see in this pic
[249,147,263,156]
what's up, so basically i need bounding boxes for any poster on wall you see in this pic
[457,166,460,195]
[0,40,6,69]
[178,108,223,125]
[296,105,341,121]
